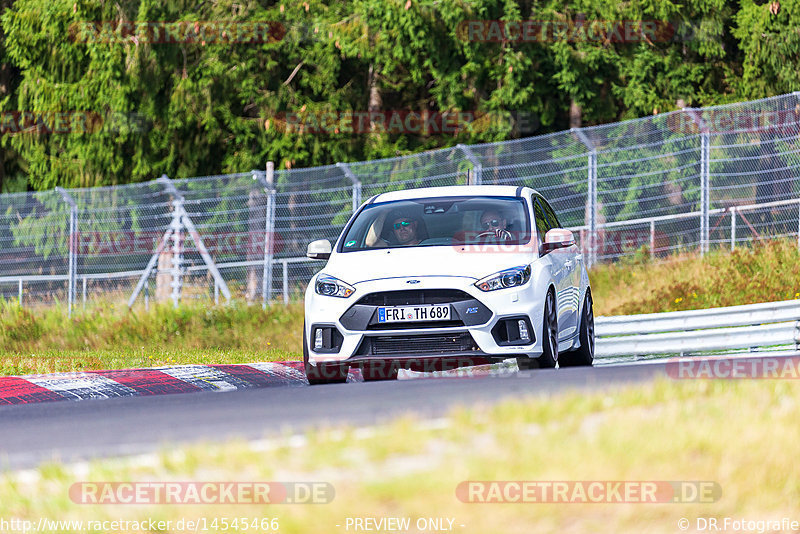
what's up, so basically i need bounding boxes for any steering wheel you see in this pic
[475,229,513,241]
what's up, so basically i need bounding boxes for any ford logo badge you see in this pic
[406,279,420,284]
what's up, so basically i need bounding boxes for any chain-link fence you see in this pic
[2,93,799,311]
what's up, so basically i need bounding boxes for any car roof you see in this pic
[370,185,537,204]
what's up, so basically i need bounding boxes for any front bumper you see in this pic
[305,276,545,366]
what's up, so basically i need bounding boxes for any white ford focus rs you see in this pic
[302,185,594,384]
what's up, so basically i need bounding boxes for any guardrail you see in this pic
[595,300,800,357]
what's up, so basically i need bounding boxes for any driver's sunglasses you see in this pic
[482,219,501,229]
[393,220,413,230]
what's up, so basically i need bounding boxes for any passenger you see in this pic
[478,209,513,241]
[391,215,422,246]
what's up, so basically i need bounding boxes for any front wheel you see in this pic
[303,322,348,385]
[559,290,595,367]
[538,290,558,368]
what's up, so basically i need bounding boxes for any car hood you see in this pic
[323,246,535,285]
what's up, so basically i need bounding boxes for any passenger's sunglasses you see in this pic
[393,220,413,229]
[482,219,501,229]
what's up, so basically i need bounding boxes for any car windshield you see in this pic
[339,196,531,252]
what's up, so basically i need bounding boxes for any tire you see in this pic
[559,290,595,367]
[303,322,348,385]
[538,289,558,369]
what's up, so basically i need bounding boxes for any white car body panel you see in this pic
[324,247,536,284]
[303,185,590,367]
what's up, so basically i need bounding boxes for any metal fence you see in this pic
[595,299,800,361]
[2,92,800,311]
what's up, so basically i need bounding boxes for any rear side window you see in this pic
[538,196,562,229]
[532,197,550,241]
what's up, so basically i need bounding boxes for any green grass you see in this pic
[2,378,798,533]
[1,239,798,374]
[0,300,304,374]
[0,300,303,353]
[590,239,800,315]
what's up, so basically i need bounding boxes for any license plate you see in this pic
[377,305,450,323]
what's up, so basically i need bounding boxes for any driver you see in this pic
[478,209,513,241]
[391,214,422,246]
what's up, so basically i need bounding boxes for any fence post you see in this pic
[572,128,597,268]
[56,187,78,317]
[18,279,22,307]
[650,220,655,259]
[82,277,87,308]
[685,108,711,255]
[457,144,482,185]
[155,174,185,308]
[282,260,289,305]
[731,208,736,251]
[261,162,276,309]
[169,196,184,308]
[336,162,362,212]
[701,131,710,254]
[797,200,800,251]
[153,174,232,308]
[589,150,597,267]
[70,208,77,315]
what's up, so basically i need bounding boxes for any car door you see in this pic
[537,196,579,338]
[533,196,571,341]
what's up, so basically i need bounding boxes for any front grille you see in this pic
[357,289,472,307]
[367,320,464,331]
[370,333,478,355]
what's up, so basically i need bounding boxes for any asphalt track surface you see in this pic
[0,355,795,471]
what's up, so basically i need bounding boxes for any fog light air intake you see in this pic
[311,325,344,353]
[491,316,535,346]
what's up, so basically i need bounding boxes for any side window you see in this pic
[532,196,549,246]
[538,196,561,229]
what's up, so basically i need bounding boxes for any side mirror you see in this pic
[306,239,332,260]
[541,229,576,255]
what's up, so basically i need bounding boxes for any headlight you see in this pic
[315,274,355,298]
[475,265,531,292]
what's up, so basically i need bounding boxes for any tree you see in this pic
[733,0,800,99]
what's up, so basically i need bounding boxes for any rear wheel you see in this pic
[538,290,558,368]
[303,322,348,385]
[559,290,595,367]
